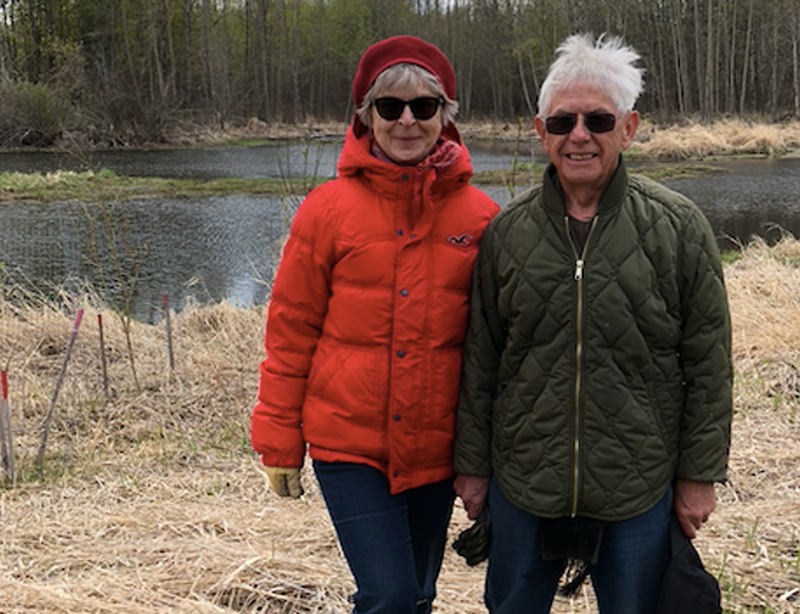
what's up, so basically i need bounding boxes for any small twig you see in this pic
[163,294,175,372]
[36,309,84,471]
[97,313,109,399]
[0,372,7,469]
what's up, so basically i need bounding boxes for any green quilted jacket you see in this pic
[454,160,732,521]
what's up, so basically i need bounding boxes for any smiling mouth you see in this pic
[567,153,596,160]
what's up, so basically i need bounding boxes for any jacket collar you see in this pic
[336,124,474,196]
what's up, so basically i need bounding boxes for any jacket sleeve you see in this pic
[676,208,733,482]
[454,226,505,477]
[251,187,335,468]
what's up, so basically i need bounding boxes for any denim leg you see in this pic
[590,487,673,614]
[405,479,455,613]
[313,461,454,614]
[485,477,564,614]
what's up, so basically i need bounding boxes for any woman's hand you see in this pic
[265,467,304,498]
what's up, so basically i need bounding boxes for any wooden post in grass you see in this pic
[0,369,14,484]
[163,294,174,372]
[36,309,84,471]
[97,313,109,399]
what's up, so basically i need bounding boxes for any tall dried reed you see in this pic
[635,119,800,159]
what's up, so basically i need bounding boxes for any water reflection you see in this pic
[0,142,344,180]
[0,138,529,180]
[662,158,800,250]
[2,143,800,321]
[0,196,292,321]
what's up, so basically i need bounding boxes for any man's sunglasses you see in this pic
[545,112,617,135]
[373,97,443,121]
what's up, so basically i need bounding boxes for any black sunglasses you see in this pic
[545,112,617,135]
[373,97,443,121]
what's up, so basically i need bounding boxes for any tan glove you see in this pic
[264,466,304,498]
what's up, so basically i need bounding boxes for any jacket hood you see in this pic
[337,124,474,191]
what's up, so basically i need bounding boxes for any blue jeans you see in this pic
[313,461,455,614]
[486,478,672,614]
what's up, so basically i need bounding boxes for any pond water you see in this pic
[1,140,799,321]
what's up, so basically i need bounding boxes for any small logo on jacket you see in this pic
[447,234,473,246]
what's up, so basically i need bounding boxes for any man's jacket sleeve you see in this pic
[676,208,733,482]
[454,227,505,477]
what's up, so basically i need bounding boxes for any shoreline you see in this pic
[1,117,798,204]
[7,116,800,155]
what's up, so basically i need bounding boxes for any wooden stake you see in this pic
[0,369,14,483]
[36,309,84,471]
[97,313,109,399]
[163,294,174,372]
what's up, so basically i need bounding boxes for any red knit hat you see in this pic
[351,36,458,138]
[352,35,456,109]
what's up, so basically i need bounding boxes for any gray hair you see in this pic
[356,63,459,129]
[537,33,644,118]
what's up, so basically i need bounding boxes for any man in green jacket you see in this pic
[453,33,732,614]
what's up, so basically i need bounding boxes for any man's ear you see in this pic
[534,116,548,149]
[621,110,640,150]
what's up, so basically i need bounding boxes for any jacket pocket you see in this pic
[306,338,341,395]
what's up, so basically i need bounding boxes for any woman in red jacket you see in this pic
[251,35,499,614]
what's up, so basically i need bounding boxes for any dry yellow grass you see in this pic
[1,237,800,613]
[635,118,800,159]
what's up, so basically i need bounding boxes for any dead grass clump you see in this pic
[2,237,800,612]
[637,118,800,159]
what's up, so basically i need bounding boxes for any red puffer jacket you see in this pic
[251,125,499,494]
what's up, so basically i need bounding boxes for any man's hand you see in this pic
[264,466,304,498]
[454,474,490,520]
[674,479,716,538]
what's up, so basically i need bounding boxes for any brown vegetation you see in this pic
[1,236,800,613]
[634,119,800,159]
[156,117,800,163]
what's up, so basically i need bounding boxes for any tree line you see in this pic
[0,0,798,147]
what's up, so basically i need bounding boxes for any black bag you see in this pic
[656,516,722,614]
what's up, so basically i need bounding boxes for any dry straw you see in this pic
[635,119,800,159]
[1,236,799,612]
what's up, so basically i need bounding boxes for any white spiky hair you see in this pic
[537,33,644,117]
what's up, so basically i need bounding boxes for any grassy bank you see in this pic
[157,116,800,159]
[0,162,726,205]
[0,168,311,204]
[0,237,799,613]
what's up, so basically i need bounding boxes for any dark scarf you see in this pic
[538,516,606,596]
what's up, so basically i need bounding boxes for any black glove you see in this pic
[452,507,490,566]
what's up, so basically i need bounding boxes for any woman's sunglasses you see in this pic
[373,97,443,121]
[545,112,617,135]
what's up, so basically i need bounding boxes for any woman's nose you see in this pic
[397,104,417,125]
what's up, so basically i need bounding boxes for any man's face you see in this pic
[534,83,639,197]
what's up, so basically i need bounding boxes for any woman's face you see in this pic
[370,79,444,165]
